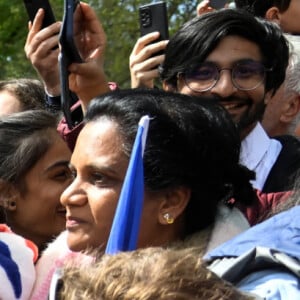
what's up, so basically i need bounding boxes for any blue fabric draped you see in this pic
[105,116,150,254]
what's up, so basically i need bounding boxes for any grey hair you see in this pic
[283,34,300,133]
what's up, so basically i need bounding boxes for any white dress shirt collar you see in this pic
[240,123,282,190]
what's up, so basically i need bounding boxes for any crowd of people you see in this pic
[1,0,300,299]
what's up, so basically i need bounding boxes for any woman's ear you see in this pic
[0,180,20,212]
[158,186,191,225]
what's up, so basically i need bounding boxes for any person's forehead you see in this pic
[204,35,263,65]
[72,119,125,166]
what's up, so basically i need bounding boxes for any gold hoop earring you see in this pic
[163,213,174,224]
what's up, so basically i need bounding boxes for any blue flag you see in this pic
[105,115,150,254]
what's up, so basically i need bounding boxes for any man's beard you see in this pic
[235,99,266,133]
[205,94,266,135]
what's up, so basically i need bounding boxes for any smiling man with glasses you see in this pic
[159,9,300,225]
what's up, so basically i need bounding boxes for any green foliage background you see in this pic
[0,1,197,88]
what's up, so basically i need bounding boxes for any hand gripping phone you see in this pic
[23,0,56,28]
[139,2,169,57]
[59,0,83,129]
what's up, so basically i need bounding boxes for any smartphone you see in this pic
[59,0,82,64]
[210,0,227,9]
[23,0,56,28]
[59,0,83,128]
[139,2,169,56]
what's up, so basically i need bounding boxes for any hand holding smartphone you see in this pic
[139,2,169,57]
[23,0,56,29]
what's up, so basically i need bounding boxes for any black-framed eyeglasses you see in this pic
[178,60,272,92]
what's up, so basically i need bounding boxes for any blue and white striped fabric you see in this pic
[105,115,150,254]
[0,224,37,300]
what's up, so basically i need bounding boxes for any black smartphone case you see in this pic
[139,2,169,50]
[210,0,227,9]
[59,0,82,129]
[23,0,56,28]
